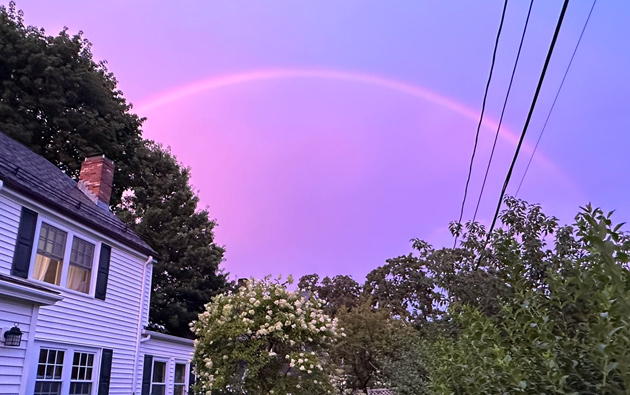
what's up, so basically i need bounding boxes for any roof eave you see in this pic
[142,330,195,346]
[0,278,63,305]
[1,178,158,257]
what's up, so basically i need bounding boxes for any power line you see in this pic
[473,0,535,222]
[454,0,508,247]
[515,0,597,197]
[482,0,571,259]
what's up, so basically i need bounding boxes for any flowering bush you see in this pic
[192,275,341,394]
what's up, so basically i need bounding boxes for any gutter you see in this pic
[131,255,153,395]
[0,279,63,305]
[142,330,195,347]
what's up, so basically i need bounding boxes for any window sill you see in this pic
[28,278,96,300]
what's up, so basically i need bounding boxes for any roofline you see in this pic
[142,330,195,346]
[0,278,63,305]
[1,177,158,257]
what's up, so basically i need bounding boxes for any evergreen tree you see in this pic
[117,142,228,337]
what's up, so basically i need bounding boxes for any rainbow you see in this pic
[136,68,566,182]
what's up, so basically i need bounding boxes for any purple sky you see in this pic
[17,1,630,281]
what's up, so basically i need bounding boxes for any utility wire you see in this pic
[472,0,535,222]
[515,0,597,197]
[479,0,571,268]
[454,0,509,248]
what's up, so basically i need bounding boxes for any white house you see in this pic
[0,131,195,395]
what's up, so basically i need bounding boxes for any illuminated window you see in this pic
[33,223,67,286]
[67,238,95,294]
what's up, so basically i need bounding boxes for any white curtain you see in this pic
[67,265,89,293]
[33,255,51,281]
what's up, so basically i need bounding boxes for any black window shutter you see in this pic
[189,363,197,394]
[141,354,153,395]
[97,349,113,395]
[11,207,38,278]
[95,244,111,300]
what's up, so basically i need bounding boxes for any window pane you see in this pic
[34,255,63,285]
[36,348,64,380]
[66,264,91,294]
[71,352,95,380]
[174,363,186,383]
[35,381,61,395]
[152,361,166,383]
[174,385,185,395]
[39,349,48,363]
[70,238,95,269]
[151,384,166,395]
[69,382,92,395]
[37,364,46,378]
[38,223,67,260]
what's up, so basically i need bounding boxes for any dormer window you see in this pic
[34,223,67,286]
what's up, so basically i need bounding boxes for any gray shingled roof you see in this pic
[0,131,156,256]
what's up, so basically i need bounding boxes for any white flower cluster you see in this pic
[191,276,340,393]
[286,351,323,374]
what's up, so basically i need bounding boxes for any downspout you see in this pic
[132,255,154,395]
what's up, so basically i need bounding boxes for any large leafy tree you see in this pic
[363,252,435,325]
[0,2,143,207]
[297,274,361,316]
[0,3,228,336]
[117,143,228,337]
[426,205,630,393]
[333,301,428,394]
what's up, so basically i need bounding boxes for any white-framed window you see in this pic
[173,363,187,395]
[70,352,96,395]
[33,345,99,395]
[151,360,167,395]
[29,217,100,296]
[34,348,65,395]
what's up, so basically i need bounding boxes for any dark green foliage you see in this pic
[297,274,361,316]
[426,204,630,394]
[364,252,435,325]
[0,2,143,207]
[333,301,428,394]
[117,143,228,337]
[302,199,630,394]
[0,3,229,337]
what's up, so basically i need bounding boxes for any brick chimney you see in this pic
[79,155,115,208]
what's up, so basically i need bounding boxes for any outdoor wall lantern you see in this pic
[3,323,23,347]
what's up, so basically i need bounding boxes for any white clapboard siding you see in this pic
[0,194,21,275]
[137,334,194,395]
[0,297,34,394]
[36,247,146,394]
